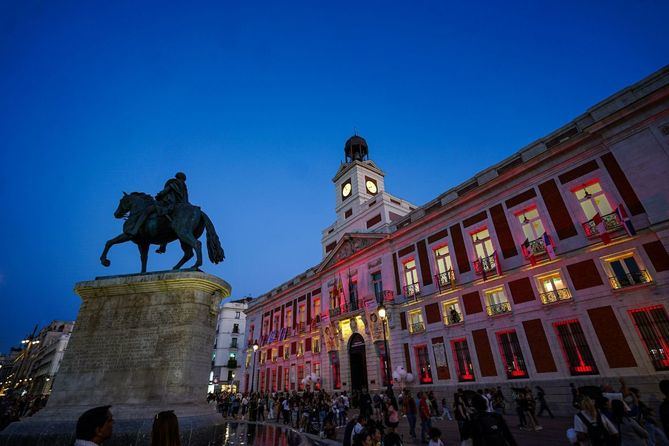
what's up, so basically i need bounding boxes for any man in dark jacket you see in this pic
[463,394,517,446]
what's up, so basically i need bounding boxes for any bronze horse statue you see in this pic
[100,192,225,273]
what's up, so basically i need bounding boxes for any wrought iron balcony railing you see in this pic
[486,301,512,316]
[539,288,573,304]
[410,322,425,333]
[444,309,463,326]
[328,298,365,318]
[609,270,652,289]
[403,284,421,301]
[435,270,456,291]
[473,254,497,276]
[374,289,395,304]
[582,212,623,237]
[527,237,546,256]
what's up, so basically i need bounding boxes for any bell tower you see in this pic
[322,135,415,257]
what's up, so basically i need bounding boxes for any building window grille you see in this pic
[484,287,511,316]
[496,330,528,379]
[403,259,420,299]
[414,345,433,384]
[606,255,652,289]
[554,320,598,376]
[442,299,463,325]
[537,272,572,304]
[630,306,669,371]
[451,338,475,382]
[409,309,425,333]
[433,245,455,290]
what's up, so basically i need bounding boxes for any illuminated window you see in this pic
[271,368,277,391]
[537,272,572,304]
[313,337,321,353]
[283,367,290,390]
[451,338,475,382]
[604,253,652,289]
[472,228,494,259]
[403,259,420,297]
[517,207,545,241]
[434,245,455,289]
[629,306,669,371]
[297,364,304,391]
[414,345,433,384]
[554,320,598,376]
[371,272,384,301]
[442,299,463,325]
[314,363,321,390]
[496,330,528,379]
[573,181,613,221]
[283,344,290,359]
[312,297,321,323]
[229,352,236,360]
[297,340,304,356]
[408,309,425,333]
[484,287,511,316]
[285,307,293,328]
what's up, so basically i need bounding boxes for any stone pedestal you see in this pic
[1,270,231,446]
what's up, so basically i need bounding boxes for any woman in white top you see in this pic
[573,397,618,446]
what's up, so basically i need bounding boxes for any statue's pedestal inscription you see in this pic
[1,271,231,446]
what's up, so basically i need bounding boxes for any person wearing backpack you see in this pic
[573,396,619,446]
[462,394,517,446]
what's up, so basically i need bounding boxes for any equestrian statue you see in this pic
[100,172,225,273]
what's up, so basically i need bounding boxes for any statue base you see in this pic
[0,270,232,446]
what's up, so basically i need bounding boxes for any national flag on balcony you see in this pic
[543,232,557,260]
[475,257,487,281]
[521,239,537,266]
[494,251,502,276]
[592,213,611,244]
[615,204,637,237]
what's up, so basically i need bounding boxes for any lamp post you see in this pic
[377,303,396,407]
[250,341,259,393]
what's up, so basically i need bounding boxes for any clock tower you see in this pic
[322,135,415,256]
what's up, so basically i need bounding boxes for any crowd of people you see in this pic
[4,377,669,445]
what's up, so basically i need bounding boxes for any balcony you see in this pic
[444,308,463,326]
[328,298,365,318]
[473,254,498,277]
[486,301,512,316]
[582,212,624,238]
[540,288,573,304]
[403,284,421,301]
[435,270,456,291]
[298,322,307,333]
[609,270,652,289]
[226,359,238,368]
[410,322,425,333]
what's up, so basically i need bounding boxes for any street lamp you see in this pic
[250,341,259,393]
[377,303,396,407]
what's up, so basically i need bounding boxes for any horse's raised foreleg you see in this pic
[138,242,150,274]
[100,233,132,267]
[172,241,194,270]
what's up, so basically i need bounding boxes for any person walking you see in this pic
[440,397,453,421]
[462,394,517,446]
[454,390,470,441]
[573,396,619,446]
[403,389,418,440]
[536,386,554,419]
[610,399,648,446]
[419,392,433,444]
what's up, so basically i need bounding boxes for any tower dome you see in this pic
[344,135,369,163]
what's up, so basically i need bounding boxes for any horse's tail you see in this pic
[202,212,225,264]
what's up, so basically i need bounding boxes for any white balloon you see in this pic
[392,372,400,381]
[399,369,407,379]
[311,373,318,381]
[405,373,414,383]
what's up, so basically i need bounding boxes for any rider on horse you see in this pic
[126,172,189,253]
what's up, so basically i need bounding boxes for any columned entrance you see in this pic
[348,333,368,391]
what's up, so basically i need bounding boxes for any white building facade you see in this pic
[210,298,251,393]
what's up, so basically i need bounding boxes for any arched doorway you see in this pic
[348,333,368,391]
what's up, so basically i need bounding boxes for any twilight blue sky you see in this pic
[1,1,668,351]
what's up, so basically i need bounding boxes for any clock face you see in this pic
[342,182,352,198]
[366,180,378,194]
